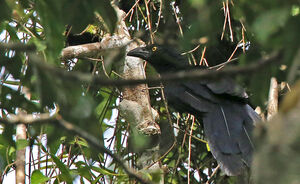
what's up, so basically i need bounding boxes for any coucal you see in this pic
[127,44,260,176]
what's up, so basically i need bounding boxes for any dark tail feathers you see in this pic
[203,102,259,176]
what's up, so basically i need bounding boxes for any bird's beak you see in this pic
[127,47,150,60]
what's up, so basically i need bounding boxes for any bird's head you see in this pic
[127,44,188,73]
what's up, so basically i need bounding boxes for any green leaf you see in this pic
[0,53,23,79]
[253,8,290,44]
[91,166,120,176]
[74,161,92,181]
[96,0,117,33]
[29,37,47,52]
[95,88,115,124]
[71,96,94,119]
[35,0,65,64]
[50,153,73,183]
[16,139,29,150]
[31,170,50,184]
[1,21,19,41]
[1,80,20,86]
[0,135,11,171]
[0,85,39,113]
[45,127,64,155]
[0,1,11,23]
[91,175,102,184]
[75,137,89,147]
[31,67,57,109]
[150,169,163,183]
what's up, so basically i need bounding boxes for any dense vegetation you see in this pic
[0,0,299,183]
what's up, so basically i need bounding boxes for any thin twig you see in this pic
[181,114,191,148]
[200,47,208,66]
[240,20,247,53]
[171,2,183,36]
[214,40,243,70]
[137,4,147,25]
[86,59,100,93]
[221,1,233,42]
[188,116,196,184]
[153,0,163,33]
[181,46,200,65]
[144,0,154,43]
[205,164,220,184]
[208,58,239,70]
[181,44,201,55]
[123,0,142,20]
[221,1,228,41]
[144,140,176,170]
[226,0,234,42]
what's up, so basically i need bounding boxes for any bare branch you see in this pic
[16,123,26,184]
[267,77,279,120]
[0,43,36,51]
[61,42,103,60]
[29,51,281,87]
[60,36,131,60]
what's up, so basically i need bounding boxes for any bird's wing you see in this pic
[165,81,259,175]
[163,83,215,115]
[199,77,249,101]
[202,101,256,175]
[181,82,254,151]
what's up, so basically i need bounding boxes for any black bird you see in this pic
[127,44,260,176]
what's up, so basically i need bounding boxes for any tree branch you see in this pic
[29,51,281,87]
[60,37,131,60]
[267,77,279,120]
[0,43,36,52]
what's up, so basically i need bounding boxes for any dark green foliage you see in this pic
[1,0,300,183]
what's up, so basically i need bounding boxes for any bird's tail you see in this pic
[203,102,259,176]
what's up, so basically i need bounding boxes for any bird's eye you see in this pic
[152,46,157,52]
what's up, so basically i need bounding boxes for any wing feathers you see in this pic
[243,125,254,149]
[220,105,231,137]
[163,81,259,176]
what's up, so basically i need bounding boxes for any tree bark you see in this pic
[15,123,26,184]
[267,77,278,120]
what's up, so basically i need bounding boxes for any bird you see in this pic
[127,44,260,176]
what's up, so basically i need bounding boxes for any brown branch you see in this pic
[113,6,161,136]
[208,57,238,70]
[16,87,31,184]
[188,116,196,184]
[60,36,131,61]
[0,43,36,51]
[123,0,142,20]
[226,0,234,42]
[0,114,153,184]
[16,123,26,184]
[61,42,103,60]
[29,51,281,87]
[0,38,132,62]
[205,165,220,184]
[144,0,154,43]
[267,77,279,120]
[171,2,184,36]
[221,1,228,41]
